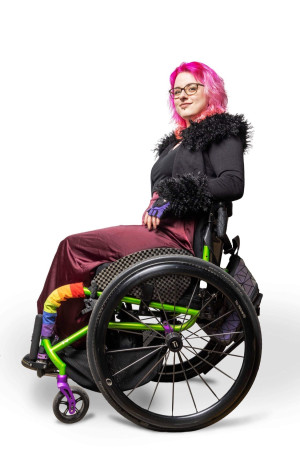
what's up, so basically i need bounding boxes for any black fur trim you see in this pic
[155,172,213,219]
[153,133,177,156]
[154,113,252,156]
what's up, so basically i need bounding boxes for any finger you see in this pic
[152,216,157,229]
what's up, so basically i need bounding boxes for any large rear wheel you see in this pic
[87,255,261,431]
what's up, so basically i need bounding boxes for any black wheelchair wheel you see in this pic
[87,255,262,432]
[53,386,89,424]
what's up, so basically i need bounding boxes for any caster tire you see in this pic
[53,386,89,424]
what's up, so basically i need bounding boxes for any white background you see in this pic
[0,0,299,448]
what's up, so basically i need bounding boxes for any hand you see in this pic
[144,197,170,230]
[144,211,161,230]
[147,197,170,218]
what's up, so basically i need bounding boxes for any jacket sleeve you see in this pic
[154,172,213,219]
[206,136,244,201]
[154,136,244,219]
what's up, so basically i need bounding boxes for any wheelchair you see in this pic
[22,202,262,431]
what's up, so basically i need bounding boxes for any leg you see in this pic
[37,224,191,340]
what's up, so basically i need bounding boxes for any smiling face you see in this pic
[173,72,207,126]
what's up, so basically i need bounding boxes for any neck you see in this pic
[185,120,191,127]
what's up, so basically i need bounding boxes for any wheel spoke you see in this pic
[200,308,236,332]
[184,328,212,345]
[172,353,175,416]
[197,292,218,315]
[112,345,166,377]
[180,281,199,332]
[108,328,165,340]
[119,307,165,339]
[178,352,198,412]
[182,335,236,381]
[186,325,216,339]
[126,349,168,397]
[147,350,170,410]
[180,350,219,401]
[186,330,243,339]
[107,344,164,354]
[182,345,244,358]
[139,298,163,327]
[155,283,169,324]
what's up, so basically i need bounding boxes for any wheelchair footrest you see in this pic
[21,354,58,376]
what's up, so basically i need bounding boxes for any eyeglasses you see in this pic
[169,83,204,99]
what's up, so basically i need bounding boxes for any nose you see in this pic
[178,89,188,100]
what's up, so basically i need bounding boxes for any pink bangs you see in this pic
[169,61,228,138]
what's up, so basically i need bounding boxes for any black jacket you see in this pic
[152,113,252,218]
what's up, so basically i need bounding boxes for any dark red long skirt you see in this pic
[37,195,195,340]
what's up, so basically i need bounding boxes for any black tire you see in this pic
[53,386,89,424]
[87,255,262,431]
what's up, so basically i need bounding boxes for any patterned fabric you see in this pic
[211,255,260,344]
[229,256,258,301]
[92,247,193,304]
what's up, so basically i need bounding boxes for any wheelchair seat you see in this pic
[92,247,193,305]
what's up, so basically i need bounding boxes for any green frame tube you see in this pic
[42,338,66,375]
[42,300,199,373]
[42,326,89,375]
[203,245,210,261]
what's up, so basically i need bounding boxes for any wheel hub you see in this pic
[165,332,183,352]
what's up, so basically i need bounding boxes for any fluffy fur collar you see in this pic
[154,113,252,156]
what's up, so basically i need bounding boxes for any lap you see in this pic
[63,224,181,268]
[50,224,193,342]
[54,225,185,342]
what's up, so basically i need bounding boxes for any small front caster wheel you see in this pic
[53,386,89,424]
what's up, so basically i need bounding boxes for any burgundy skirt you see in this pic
[37,194,195,340]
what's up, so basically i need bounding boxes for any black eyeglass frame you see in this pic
[169,82,205,98]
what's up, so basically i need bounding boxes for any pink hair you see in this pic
[169,61,228,138]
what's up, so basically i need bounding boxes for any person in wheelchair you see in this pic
[37,60,250,341]
[24,61,262,430]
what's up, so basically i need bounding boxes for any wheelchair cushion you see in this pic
[92,247,193,305]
